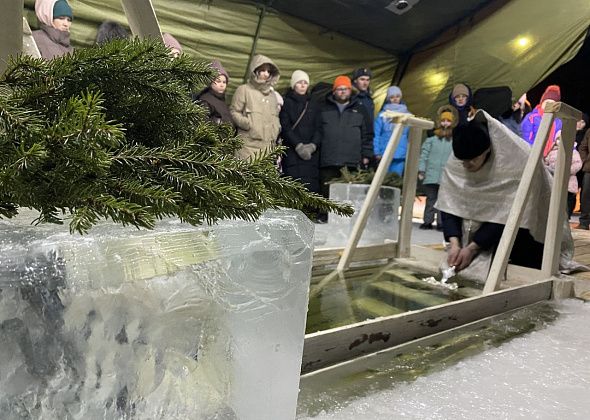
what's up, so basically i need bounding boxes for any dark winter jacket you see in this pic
[314,95,373,168]
[279,90,320,193]
[448,84,473,127]
[578,129,590,173]
[194,88,235,128]
[354,90,375,134]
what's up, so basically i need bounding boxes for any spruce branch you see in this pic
[0,39,353,233]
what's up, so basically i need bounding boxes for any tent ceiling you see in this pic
[256,0,497,54]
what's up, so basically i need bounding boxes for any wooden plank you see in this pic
[483,112,555,293]
[337,123,405,273]
[0,0,23,73]
[368,280,450,307]
[397,126,424,258]
[352,296,405,318]
[542,117,576,276]
[545,101,583,121]
[313,242,397,268]
[121,0,163,41]
[301,279,552,373]
[301,302,549,380]
[380,112,435,130]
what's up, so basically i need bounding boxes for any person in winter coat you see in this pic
[279,70,320,194]
[449,83,473,126]
[313,75,373,199]
[95,21,128,44]
[162,33,182,58]
[230,54,281,161]
[499,94,531,137]
[193,60,235,128]
[521,85,563,157]
[438,113,549,274]
[544,137,582,219]
[418,105,458,230]
[32,0,74,60]
[576,129,590,229]
[575,113,589,196]
[352,67,375,129]
[576,114,589,146]
[373,86,411,175]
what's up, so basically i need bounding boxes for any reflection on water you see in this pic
[306,264,482,334]
[298,302,560,418]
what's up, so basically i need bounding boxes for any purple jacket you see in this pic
[521,106,562,147]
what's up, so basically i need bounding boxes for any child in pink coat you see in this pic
[544,133,582,219]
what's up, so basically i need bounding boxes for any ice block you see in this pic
[314,183,400,248]
[0,209,313,420]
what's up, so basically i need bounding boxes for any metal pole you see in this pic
[242,2,270,84]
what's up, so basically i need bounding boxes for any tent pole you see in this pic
[391,53,412,86]
[243,1,271,84]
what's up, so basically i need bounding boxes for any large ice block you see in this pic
[314,183,400,248]
[0,209,313,420]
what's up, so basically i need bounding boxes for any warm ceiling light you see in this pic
[427,71,447,87]
[515,36,531,48]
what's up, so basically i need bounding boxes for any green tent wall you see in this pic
[22,0,590,119]
[399,0,590,116]
[23,0,398,109]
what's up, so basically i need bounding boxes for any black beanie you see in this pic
[352,67,372,80]
[452,119,491,160]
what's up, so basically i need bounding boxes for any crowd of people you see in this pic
[30,0,590,274]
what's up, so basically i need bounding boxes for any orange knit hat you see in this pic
[333,75,352,91]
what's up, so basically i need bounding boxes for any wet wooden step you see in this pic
[367,280,450,309]
[383,269,482,299]
[352,296,405,319]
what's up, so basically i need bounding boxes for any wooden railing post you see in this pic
[336,114,433,273]
[0,0,23,74]
[397,126,424,258]
[484,101,582,294]
[541,102,582,277]
[483,112,555,294]
[121,0,163,41]
[336,123,404,273]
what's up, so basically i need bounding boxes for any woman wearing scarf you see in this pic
[230,54,281,161]
[449,83,474,127]
[279,70,320,194]
[193,60,235,129]
[32,0,74,60]
[521,85,563,157]
[373,86,411,175]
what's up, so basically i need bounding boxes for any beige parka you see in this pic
[230,54,281,160]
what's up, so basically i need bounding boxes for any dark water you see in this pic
[306,264,481,334]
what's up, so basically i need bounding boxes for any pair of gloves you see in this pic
[295,143,317,160]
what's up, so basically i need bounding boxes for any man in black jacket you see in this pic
[352,67,375,129]
[313,75,373,200]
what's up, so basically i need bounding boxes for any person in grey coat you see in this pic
[32,0,73,60]
[418,105,458,230]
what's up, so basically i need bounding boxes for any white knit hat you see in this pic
[290,70,310,89]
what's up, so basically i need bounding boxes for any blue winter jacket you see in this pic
[418,135,453,185]
[373,103,410,173]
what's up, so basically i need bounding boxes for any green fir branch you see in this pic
[0,39,352,233]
